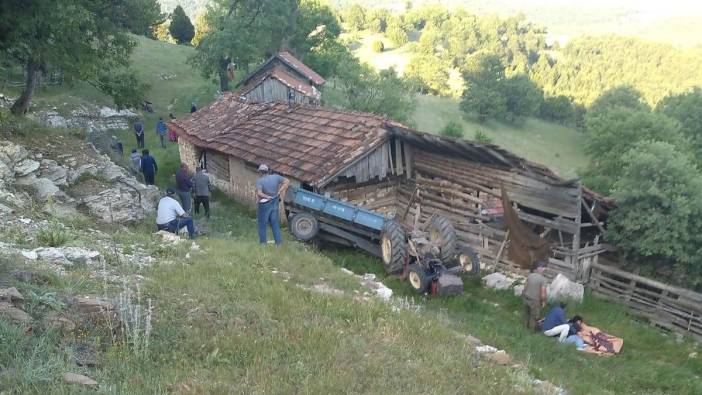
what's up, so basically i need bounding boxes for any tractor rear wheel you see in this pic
[381,220,406,274]
[407,264,430,294]
[428,216,458,265]
[290,212,319,241]
[455,245,480,275]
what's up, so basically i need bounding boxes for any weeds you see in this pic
[36,221,71,247]
[117,281,153,356]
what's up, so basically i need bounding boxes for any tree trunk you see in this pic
[218,56,230,92]
[11,59,41,115]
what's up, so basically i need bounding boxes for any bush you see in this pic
[371,40,385,53]
[440,121,464,138]
[473,130,493,144]
[37,222,70,247]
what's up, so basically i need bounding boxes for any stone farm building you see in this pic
[169,92,612,281]
[233,51,325,105]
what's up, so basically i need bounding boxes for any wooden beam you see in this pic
[581,197,606,234]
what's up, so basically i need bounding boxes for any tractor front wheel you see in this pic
[407,264,430,294]
[455,245,481,276]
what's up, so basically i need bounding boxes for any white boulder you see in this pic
[547,273,584,304]
[482,272,514,290]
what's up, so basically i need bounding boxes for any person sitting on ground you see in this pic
[522,260,548,330]
[192,166,212,219]
[190,102,197,113]
[110,135,123,157]
[156,188,195,239]
[542,302,571,343]
[563,315,587,351]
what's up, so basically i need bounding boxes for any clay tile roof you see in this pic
[277,51,325,86]
[169,93,390,186]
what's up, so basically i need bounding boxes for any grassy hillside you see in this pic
[2,36,702,394]
[413,95,588,178]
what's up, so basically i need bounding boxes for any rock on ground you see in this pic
[513,284,525,297]
[0,287,24,304]
[0,301,31,324]
[547,273,584,304]
[63,373,99,389]
[482,272,515,290]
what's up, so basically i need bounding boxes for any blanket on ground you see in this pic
[579,323,624,356]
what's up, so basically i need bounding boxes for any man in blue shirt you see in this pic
[156,117,168,148]
[255,164,289,245]
[141,149,158,185]
[542,302,570,342]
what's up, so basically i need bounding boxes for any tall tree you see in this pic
[460,52,507,122]
[656,88,702,160]
[0,0,156,115]
[169,5,196,45]
[607,141,702,275]
[584,107,688,194]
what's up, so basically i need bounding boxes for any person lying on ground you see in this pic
[542,302,571,342]
[523,260,548,330]
[156,188,195,239]
[563,315,587,351]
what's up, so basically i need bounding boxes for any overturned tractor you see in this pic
[285,187,480,295]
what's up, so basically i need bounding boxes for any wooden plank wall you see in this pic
[207,150,230,181]
[397,146,587,280]
[326,177,401,217]
[589,263,702,341]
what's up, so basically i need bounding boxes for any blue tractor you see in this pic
[284,187,480,295]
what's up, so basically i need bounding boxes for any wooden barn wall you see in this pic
[244,78,309,104]
[324,177,402,217]
[394,146,588,281]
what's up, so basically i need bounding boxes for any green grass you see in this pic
[413,95,589,178]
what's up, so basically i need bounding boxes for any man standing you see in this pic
[129,149,141,178]
[175,163,192,212]
[156,188,195,239]
[256,164,289,245]
[156,117,168,148]
[133,119,145,148]
[192,166,212,218]
[522,260,548,330]
[141,149,158,185]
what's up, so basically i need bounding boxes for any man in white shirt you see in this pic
[156,188,195,238]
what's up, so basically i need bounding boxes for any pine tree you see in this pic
[169,5,195,45]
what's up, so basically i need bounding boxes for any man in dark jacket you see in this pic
[141,149,158,185]
[192,166,212,218]
[175,163,192,212]
[133,119,145,148]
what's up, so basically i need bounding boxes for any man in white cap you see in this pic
[255,164,289,245]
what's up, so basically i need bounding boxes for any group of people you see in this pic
[522,260,587,351]
[153,162,290,244]
[154,163,213,239]
[129,149,158,185]
[134,115,178,150]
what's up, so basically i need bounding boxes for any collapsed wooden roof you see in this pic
[169,94,611,209]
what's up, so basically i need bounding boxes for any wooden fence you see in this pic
[589,262,702,341]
